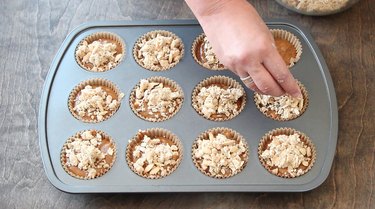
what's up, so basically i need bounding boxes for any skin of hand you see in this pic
[185,0,302,98]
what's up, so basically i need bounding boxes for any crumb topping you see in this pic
[64,130,114,178]
[131,134,180,177]
[133,79,182,119]
[73,85,124,121]
[136,33,182,69]
[76,39,122,72]
[255,93,304,119]
[195,85,243,118]
[260,133,312,177]
[193,132,247,177]
[202,36,223,69]
[282,0,349,13]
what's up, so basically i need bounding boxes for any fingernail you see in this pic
[292,92,303,99]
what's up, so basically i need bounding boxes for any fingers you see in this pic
[237,71,257,91]
[237,70,265,94]
[263,46,302,98]
[238,64,285,96]
[248,64,285,96]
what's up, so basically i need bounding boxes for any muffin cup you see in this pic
[68,78,123,123]
[191,33,226,71]
[75,32,125,72]
[126,128,183,179]
[254,80,309,121]
[133,30,184,71]
[60,130,117,180]
[258,127,316,178]
[192,75,246,121]
[192,127,249,179]
[270,29,302,68]
[129,76,184,122]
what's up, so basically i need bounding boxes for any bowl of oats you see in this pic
[275,0,360,16]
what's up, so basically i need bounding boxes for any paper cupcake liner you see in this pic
[192,75,246,121]
[60,130,117,180]
[75,32,125,72]
[133,30,184,71]
[254,80,309,121]
[126,128,183,179]
[68,78,123,123]
[270,29,302,68]
[258,127,316,178]
[191,127,249,179]
[129,76,184,122]
[191,33,226,71]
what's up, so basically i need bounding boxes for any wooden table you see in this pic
[0,0,373,208]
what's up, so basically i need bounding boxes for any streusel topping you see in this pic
[195,85,244,118]
[133,79,182,120]
[193,132,247,178]
[63,130,115,179]
[201,36,223,69]
[281,0,349,13]
[255,93,304,120]
[76,39,122,72]
[260,133,313,177]
[130,134,180,178]
[136,33,182,70]
[73,85,124,122]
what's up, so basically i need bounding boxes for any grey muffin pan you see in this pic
[38,20,338,193]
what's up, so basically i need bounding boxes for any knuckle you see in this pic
[225,52,250,67]
[221,54,237,69]
[254,38,271,55]
[236,52,251,66]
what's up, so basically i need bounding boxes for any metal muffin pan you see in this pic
[39,20,338,192]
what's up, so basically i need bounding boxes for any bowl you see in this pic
[275,0,360,16]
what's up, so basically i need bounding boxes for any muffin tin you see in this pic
[38,20,338,192]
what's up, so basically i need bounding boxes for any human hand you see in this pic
[186,0,302,98]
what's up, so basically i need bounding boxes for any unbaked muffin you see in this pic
[60,130,116,179]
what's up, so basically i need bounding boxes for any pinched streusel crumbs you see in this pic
[195,85,244,118]
[260,133,312,177]
[76,39,122,72]
[130,134,180,178]
[63,130,114,179]
[73,85,124,122]
[136,33,182,70]
[201,36,223,69]
[193,132,247,178]
[255,93,304,120]
[282,0,349,13]
[133,79,182,119]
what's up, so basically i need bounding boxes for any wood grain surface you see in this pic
[0,0,374,208]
